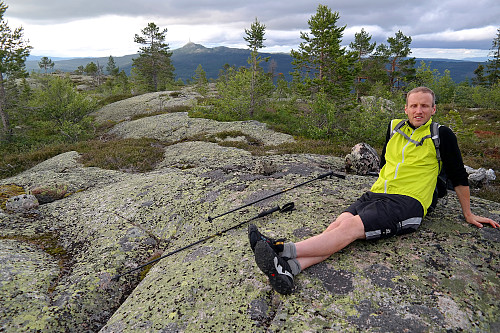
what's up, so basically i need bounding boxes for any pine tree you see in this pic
[350,28,376,97]
[486,28,500,85]
[0,1,32,140]
[290,4,357,101]
[244,18,267,116]
[38,56,54,74]
[132,22,174,92]
[376,30,415,90]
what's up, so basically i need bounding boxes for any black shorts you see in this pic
[344,191,424,240]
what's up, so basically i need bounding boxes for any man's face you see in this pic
[405,92,436,128]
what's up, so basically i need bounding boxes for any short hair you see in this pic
[406,87,435,106]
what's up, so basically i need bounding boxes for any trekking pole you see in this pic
[111,202,295,281]
[207,171,344,223]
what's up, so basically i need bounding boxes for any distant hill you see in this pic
[25,42,484,83]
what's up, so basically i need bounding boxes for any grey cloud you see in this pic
[7,0,500,51]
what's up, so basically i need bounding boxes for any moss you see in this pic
[138,251,163,281]
[0,184,25,210]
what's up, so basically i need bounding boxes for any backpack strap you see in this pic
[392,120,433,147]
[430,121,441,162]
[389,119,406,140]
[390,120,442,169]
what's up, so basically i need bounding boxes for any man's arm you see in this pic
[454,185,499,228]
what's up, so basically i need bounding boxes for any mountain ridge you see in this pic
[25,42,485,83]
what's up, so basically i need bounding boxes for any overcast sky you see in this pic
[4,0,500,60]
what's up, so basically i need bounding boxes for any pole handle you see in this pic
[256,206,280,218]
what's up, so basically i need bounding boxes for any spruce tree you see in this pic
[106,55,119,76]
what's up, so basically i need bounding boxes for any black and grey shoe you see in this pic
[254,240,294,295]
[248,224,285,254]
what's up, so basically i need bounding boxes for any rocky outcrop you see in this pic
[1,88,499,332]
[345,142,380,175]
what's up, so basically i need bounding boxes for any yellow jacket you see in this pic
[371,119,439,216]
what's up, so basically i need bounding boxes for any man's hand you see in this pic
[465,213,499,229]
[455,185,499,229]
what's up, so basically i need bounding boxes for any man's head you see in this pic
[405,87,436,128]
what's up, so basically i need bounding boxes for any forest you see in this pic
[0,3,499,202]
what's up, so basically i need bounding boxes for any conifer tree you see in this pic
[0,1,31,140]
[38,56,54,74]
[244,18,268,116]
[473,64,488,86]
[290,4,357,101]
[486,28,500,85]
[350,28,377,97]
[106,55,119,76]
[132,22,174,92]
[375,30,415,90]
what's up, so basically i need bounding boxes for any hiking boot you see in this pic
[254,240,294,295]
[248,224,285,254]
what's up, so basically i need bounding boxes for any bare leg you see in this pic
[295,214,365,270]
[323,212,356,232]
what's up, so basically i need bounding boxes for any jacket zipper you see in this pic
[384,127,415,193]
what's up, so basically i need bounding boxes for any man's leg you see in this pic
[323,212,357,232]
[295,213,365,270]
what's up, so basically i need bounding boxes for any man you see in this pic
[249,86,499,295]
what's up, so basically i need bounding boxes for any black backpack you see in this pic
[390,120,450,212]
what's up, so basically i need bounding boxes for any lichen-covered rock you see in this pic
[108,112,295,146]
[31,184,68,204]
[0,91,498,332]
[91,88,202,125]
[0,184,25,210]
[345,142,380,175]
[5,194,39,213]
[466,166,496,187]
[0,239,60,330]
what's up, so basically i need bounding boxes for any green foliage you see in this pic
[486,28,500,85]
[410,61,456,103]
[28,76,97,142]
[452,83,500,109]
[0,1,32,139]
[132,22,175,92]
[84,62,98,76]
[350,28,377,97]
[38,56,54,73]
[244,18,266,52]
[435,109,475,145]
[192,64,208,95]
[212,54,273,120]
[351,97,405,146]
[291,5,358,103]
[106,55,119,76]
[244,18,268,116]
[375,30,415,90]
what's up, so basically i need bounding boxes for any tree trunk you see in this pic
[0,72,11,140]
